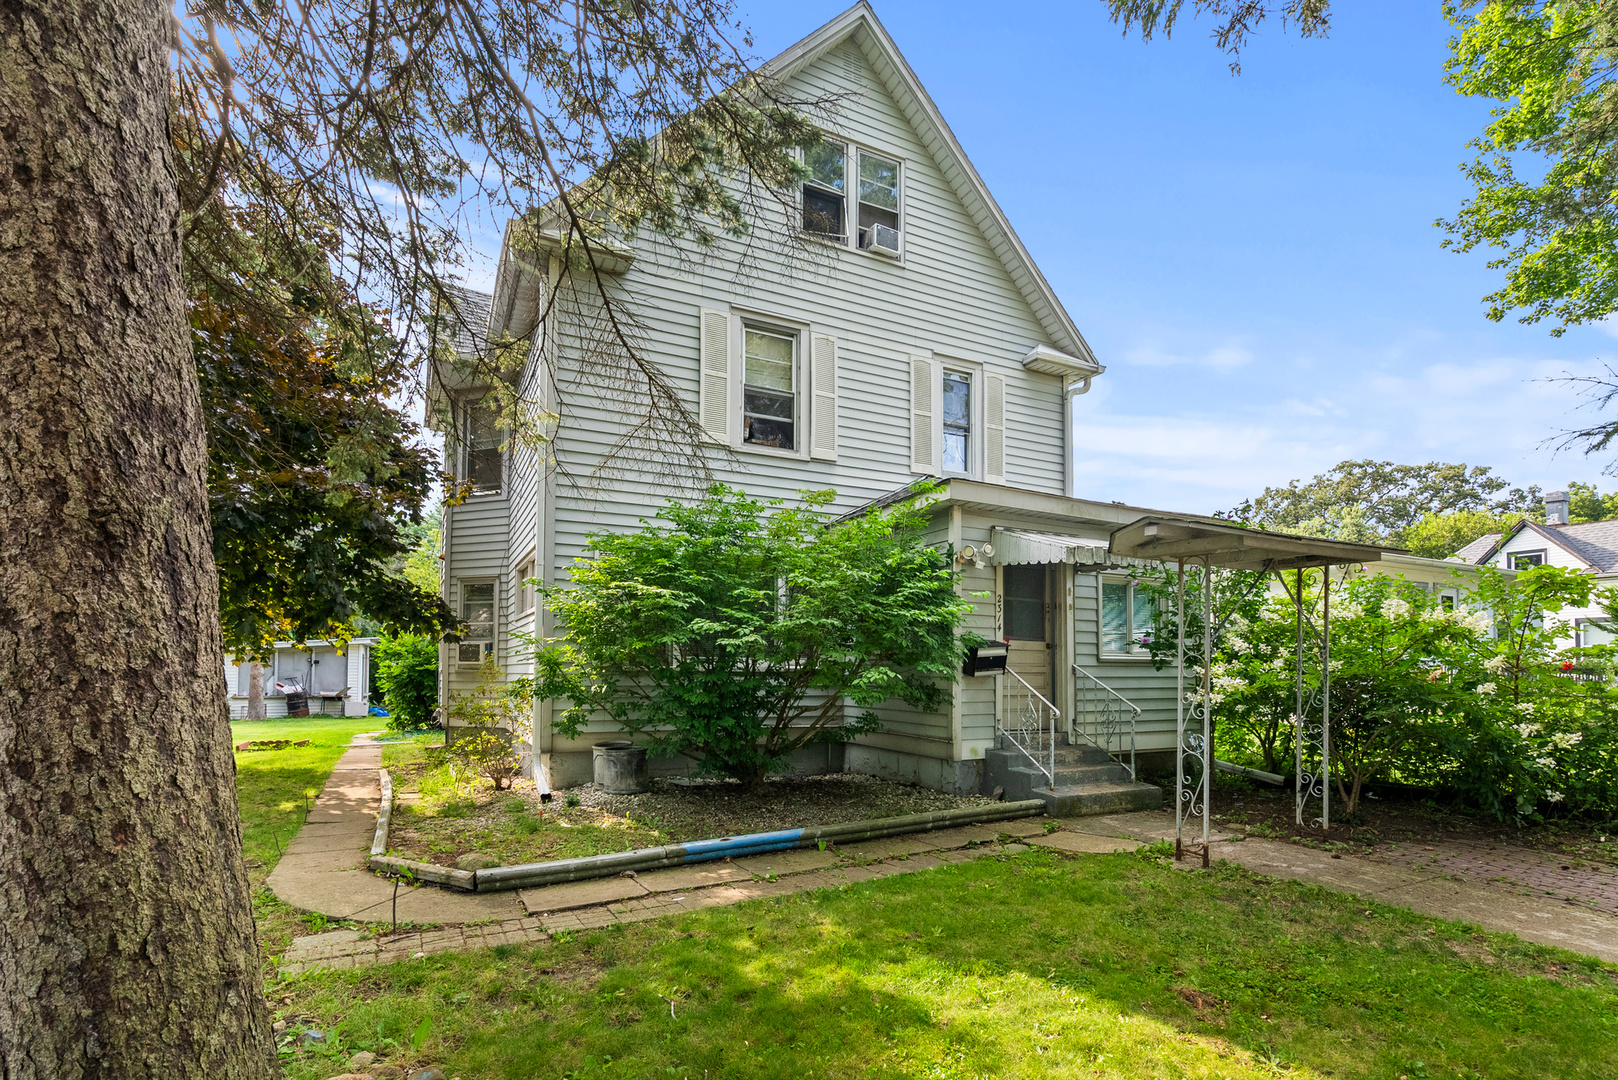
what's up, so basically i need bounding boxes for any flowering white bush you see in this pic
[1383,597,1411,620]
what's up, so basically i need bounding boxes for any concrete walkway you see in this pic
[266,735,520,924]
[271,747,1617,974]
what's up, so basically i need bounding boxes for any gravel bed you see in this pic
[573,771,994,840]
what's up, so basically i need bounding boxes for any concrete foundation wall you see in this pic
[541,741,842,791]
[843,743,982,795]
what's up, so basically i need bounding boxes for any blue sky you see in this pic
[733,0,1618,514]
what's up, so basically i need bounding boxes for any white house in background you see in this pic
[223,639,377,720]
[1455,490,1618,647]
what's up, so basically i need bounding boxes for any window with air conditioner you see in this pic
[458,580,495,665]
[856,151,901,256]
[800,140,845,238]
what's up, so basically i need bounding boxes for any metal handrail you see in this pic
[1072,664,1140,779]
[998,667,1058,791]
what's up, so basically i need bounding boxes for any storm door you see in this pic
[1002,563,1052,712]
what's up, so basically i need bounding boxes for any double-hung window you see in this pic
[742,325,797,451]
[458,581,496,665]
[1100,576,1156,657]
[800,139,902,255]
[462,400,502,493]
[801,140,846,238]
[941,371,971,474]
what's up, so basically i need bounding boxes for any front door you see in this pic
[1002,564,1052,712]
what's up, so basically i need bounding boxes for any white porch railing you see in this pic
[1072,664,1140,780]
[998,668,1058,791]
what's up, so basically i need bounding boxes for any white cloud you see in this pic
[1125,341,1254,372]
[1070,341,1609,514]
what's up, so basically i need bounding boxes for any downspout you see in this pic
[1064,374,1095,499]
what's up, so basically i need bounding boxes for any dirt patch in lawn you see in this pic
[385,755,994,871]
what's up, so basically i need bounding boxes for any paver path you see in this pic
[271,752,1618,974]
[1064,811,1618,963]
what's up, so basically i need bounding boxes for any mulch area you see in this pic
[1191,775,1618,914]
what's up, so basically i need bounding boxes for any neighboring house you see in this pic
[1455,490,1618,648]
[430,4,1275,808]
[224,639,378,720]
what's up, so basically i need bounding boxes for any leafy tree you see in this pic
[1104,0,1332,74]
[1566,480,1618,522]
[374,634,442,732]
[1235,459,1541,547]
[4,1,827,1071]
[1402,508,1523,559]
[198,295,455,659]
[1440,1,1618,334]
[526,485,971,787]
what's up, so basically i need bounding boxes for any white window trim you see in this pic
[456,396,503,498]
[1505,548,1547,570]
[1097,573,1156,662]
[456,577,498,667]
[729,307,815,460]
[513,547,537,619]
[937,358,983,480]
[798,135,905,262]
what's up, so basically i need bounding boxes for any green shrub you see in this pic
[374,633,439,730]
[525,483,970,787]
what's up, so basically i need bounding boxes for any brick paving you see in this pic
[1367,837,1618,915]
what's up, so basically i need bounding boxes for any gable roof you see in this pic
[765,3,1097,369]
[1464,517,1618,573]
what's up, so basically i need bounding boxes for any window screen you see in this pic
[857,152,900,245]
[1132,588,1157,650]
[462,582,495,642]
[1004,564,1045,641]
[1101,581,1128,653]
[465,402,502,492]
[942,372,970,474]
[801,140,845,236]
[743,327,796,450]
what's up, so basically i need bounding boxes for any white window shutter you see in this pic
[984,373,1006,484]
[698,307,731,443]
[810,334,838,461]
[909,354,935,473]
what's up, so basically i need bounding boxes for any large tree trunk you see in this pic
[0,1,278,1076]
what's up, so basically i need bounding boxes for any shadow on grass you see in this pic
[275,850,1617,1080]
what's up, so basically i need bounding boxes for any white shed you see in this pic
[224,638,377,719]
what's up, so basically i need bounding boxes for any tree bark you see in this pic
[0,0,278,1075]
[248,661,266,720]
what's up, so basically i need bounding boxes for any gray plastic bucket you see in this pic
[592,741,648,794]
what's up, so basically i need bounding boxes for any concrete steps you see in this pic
[984,740,1163,817]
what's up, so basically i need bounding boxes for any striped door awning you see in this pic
[987,528,1158,569]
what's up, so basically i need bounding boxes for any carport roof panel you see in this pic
[1108,517,1393,570]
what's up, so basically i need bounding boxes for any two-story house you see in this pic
[429,3,1200,810]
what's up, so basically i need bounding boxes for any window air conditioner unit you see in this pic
[458,642,492,665]
[861,223,900,257]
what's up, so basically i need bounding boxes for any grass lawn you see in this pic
[233,716,385,958]
[381,733,990,870]
[272,847,1617,1080]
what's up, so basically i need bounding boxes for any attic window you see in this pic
[1508,550,1545,570]
[856,151,900,255]
[801,140,845,237]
